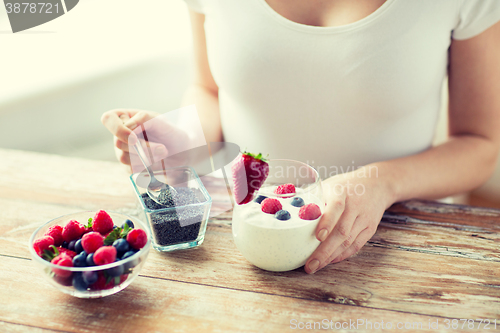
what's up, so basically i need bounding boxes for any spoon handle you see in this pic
[133,141,155,177]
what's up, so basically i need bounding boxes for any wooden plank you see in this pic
[0,255,453,333]
[388,200,500,228]
[0,321,59,333]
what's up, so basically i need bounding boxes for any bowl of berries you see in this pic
[29,210,151,298]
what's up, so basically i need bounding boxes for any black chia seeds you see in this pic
[141,187,205,246]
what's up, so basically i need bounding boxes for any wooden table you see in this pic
[1,148,499,332]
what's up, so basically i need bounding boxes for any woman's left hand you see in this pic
[305,166,395,274]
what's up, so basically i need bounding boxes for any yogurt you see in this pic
[232,187,323,272]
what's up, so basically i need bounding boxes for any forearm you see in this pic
[181,83,223,143]
[368,135,499,204]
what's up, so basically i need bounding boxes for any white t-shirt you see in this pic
[183,0,500,179]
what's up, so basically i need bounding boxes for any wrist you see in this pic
[353,163,399,209]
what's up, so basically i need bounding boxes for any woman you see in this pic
[102,0,500,274]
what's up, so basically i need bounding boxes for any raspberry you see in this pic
[92,210,114,235]
[51,254,73,278]
[93,246,117,265]
[261,198,282,214]
[126,229,147,250]
[62,220,84,243]
[298,203,322,220]
[81,232,104,253]
[274,184,296,197]
[44,226,64,247]
[33,236,54,257]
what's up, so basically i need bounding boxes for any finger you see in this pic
[115,147,143,172]
[330,226,376,264]
[316,193,346,242]
[115,136,130,153]
[101,110,135,144]
[128,138,168,159]
[305,209,357,274]
[123,110,159,133]
[114,146,130,166]
[118,113,130,123]
[322,217,368,268]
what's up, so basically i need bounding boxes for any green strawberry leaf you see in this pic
[242,151,269,162]
[42,245,60,262]
[104,271,113,285]
[120,223,131,239]
[86,218,93,228]
[103,228,122,246]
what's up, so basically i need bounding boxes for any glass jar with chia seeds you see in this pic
[130,166,212,252]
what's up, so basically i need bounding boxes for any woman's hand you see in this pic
[305,166,395,274]
[101,109,191,172]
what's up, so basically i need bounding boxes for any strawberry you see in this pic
[56,247,77,258]
[92,210,114,235]
[231,152,269,205]
[261,198,282,214]
[89,272,114,290]
[62,220,84,242]
[90,272,128,290]
[44,226,64,247]
[298,203,322,220]
[274,184,296,197]
[33,236,54,257]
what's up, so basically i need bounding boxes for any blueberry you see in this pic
[291,197,305,207]
[61,241,69,249]
[107,262,125,277]
[121,250,137,260]
[75,239,84,254]
[122,219,134,229]
[82,271,98,285]
[254,195,267,204]
[86,253,95,266]
[113,225,118,229]
[122,251,139,270]
[113,238,130,257]
[275,210,291,221]
[72,273,89,291]
[68,240,77,252]
[73,252,87,267]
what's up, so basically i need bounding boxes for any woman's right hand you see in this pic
[101,109,191,172]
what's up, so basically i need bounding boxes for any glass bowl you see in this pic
[28,211,151,298]
[130,166,212,252]
[232,159,324,272]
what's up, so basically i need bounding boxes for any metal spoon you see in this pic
[132,138,177,206]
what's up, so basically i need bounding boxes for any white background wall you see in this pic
[0,0,192,159]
